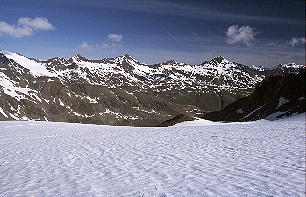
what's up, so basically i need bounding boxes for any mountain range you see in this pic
[0,51,304,126]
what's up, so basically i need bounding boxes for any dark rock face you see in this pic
[0,50,304,126]
[203,72,305,122]
[158,114,194,127]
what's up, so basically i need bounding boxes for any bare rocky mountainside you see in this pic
[203,72,305,122]
[0,51,304,126]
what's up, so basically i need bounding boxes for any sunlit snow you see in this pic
[0,114,305,197]
[1,51,53,77]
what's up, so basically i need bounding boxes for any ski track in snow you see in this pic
[0,116,305,197]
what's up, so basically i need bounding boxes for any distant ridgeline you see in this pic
[0,50,304,126]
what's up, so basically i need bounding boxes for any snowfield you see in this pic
[0,115,305,197]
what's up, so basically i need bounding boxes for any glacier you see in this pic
[0,114,305,197]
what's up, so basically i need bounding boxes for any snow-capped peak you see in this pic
[71,54,88,62]
[1,51,53,77]
[115,54,132,61]
[122,54,133,59]
[114,54,144,65]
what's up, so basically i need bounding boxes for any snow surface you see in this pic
[0,115,305,197]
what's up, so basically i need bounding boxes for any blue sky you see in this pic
[0,0,305,67]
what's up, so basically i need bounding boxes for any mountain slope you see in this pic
[0,51,304,126]
[203,72,305,122]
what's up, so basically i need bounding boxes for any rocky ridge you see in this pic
[0,51,304,126]
[203,72,305,122]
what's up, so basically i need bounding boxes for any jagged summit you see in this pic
[114,54,135,60]
[209,56,231,65]
[211,56,227,63]
[200,56,230,66]
[113,54,146,66]
[161,60,180,65]
[71,54,88,61]
[123,54,133,58]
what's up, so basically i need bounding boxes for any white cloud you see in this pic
[0,17,55,38]
[79,41,93,50]
[0,22,33,38]
[18,17,55,30]
[108,34,123,42]
[80,34,124,51]
[288,37,305,47]
[99,43,109,49]
[226,25,257,46]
